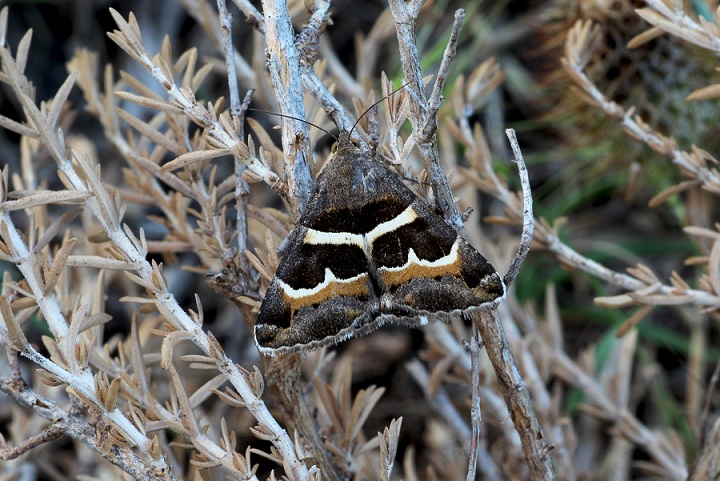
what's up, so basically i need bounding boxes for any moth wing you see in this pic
[370,197,504,315]
[255,223,377,354]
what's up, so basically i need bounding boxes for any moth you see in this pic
[254,131,505,355]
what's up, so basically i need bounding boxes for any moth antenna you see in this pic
[404,177,433,187]
[248,108,337,141]
[349,80,413,137]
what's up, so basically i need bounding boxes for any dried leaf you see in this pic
[160,330,194,369]
[114,91,183,114]
[627,27,665,49]
[0,294,28,350]
[249,425,276,441]
[688,83,720,101]
[594,294,635,308]
[0,190,92,212]
[33,207,82,254]
[684,225,720,239]
[709,238,720,296]
[15,30,32,76]
[0,114,38,137]
[48,72,77,129]
[43,238,77,296]
[116,109,181,154]
[648,180,701,207]
[616,305,654,337]
[38,369,65,387]
[212,387,246,408]
[161,148,230,172]
[378,417,402,481]
[104,376,121,411]
[65,255,134,270]
[188,374,226,409]
[313,377,345,434]
[347,386,385,446]
[168,365,199,433]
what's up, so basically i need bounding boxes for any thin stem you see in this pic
[425,10,464,131]
[388,2,466,236]
[503,129,534,286]
[217,0,242,135]
[262,0,313,218]
[466,325,481,481]
[235,90,254,262]
[472,307,557,481]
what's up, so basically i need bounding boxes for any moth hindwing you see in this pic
[254,132,505,355]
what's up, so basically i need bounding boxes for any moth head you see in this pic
[332,130,362,155]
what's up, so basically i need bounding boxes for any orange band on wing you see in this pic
[278,269,370,311]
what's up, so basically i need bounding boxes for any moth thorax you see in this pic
[362,170,377,192]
